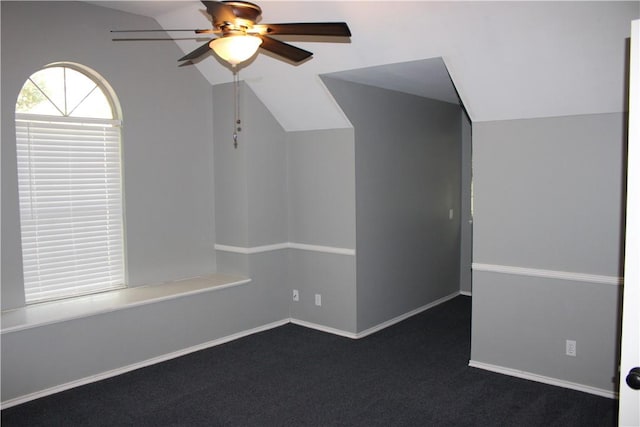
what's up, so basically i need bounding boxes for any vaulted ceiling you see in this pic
[92,1,637,131]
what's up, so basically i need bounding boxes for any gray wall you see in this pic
[323,77,463,331]
[1,1,216,310]
[213,85,358,333]
[212,82,251,249]
[471,113,626,393]
[287,129,357,333]
[287,129,356,249]
[473,114,626,275]
[212,80,290,317]
[212,81,288,250]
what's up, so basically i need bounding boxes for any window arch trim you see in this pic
[18,62,123,121]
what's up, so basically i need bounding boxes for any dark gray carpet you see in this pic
[1,296,617,426]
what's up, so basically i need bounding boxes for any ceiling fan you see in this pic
[113,0,351,67]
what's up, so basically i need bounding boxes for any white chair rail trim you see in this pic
[215,242,356,256]
[472,263,623,286]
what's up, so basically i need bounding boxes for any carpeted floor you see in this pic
[1,296,618,426]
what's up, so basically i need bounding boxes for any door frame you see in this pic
[618,18,640,427]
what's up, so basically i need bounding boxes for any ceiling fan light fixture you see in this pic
[209,35,262,66]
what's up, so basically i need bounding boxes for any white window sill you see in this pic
[1,274,251,334]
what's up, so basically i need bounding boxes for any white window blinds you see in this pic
[16,114,125,303]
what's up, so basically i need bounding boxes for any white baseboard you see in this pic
[289,318,358,339]
[468,360,618,399]
[291,291,462,340]
[355,291,461,339]
[1,319,290,409]
[459,290,472,297]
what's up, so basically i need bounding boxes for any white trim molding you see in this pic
[214,243,289,254]
[288,242,356,256]
[290,319,358,339]
[215,242,356,256]
[354,291,461,339]
[472,263,623,286]
[468,360,618,399]
[290,291,462,340]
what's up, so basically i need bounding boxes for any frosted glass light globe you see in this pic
[209,36,262,66]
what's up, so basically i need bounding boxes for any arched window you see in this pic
[15,63,125,304]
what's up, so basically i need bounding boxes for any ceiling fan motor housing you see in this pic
[220,1,262,25]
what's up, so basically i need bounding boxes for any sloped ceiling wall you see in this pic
[323,57,461,105]
[97,1,637,130]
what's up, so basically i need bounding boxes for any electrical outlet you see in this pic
[292,289,299,302]
[315,294,321,306]
[566,340,576,357]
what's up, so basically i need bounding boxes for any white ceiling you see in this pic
[88,1,190,18]
[91,1,637,131]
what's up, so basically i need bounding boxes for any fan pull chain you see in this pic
[233,69,241,149]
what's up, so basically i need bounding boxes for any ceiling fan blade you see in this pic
[178,39,215,61]
[258,35,312,63]
[195,29,221,35]
[255,22,351,37]
[201,1,237,24]
[113,38,210,42]
[111,29,206,33]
